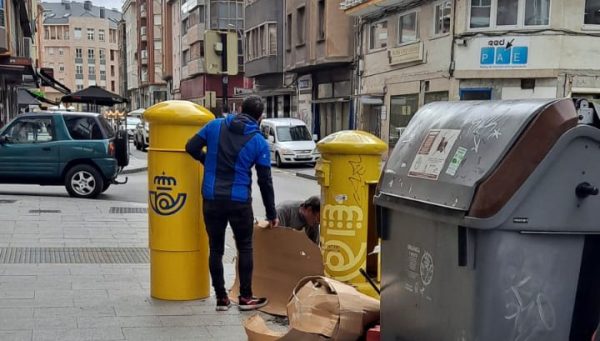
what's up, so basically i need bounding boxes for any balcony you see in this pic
[186,23,205,45]
[181,0,204,14]
[75,57,83,64]
[187,57,205,76]
[76,74,83,79]
[140,50,148,65]
[88,58,95,64]
[141,27,147,42]
[88,74,96,80]
[340,0,406,16]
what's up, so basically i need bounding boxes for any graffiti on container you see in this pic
[348,156,365,205]
[504,275,556,341]
[468,120,502,153]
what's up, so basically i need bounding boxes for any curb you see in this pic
[122,166,148,175]
[296,172,317,181]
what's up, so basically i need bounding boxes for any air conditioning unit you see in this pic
[0,26,7,54]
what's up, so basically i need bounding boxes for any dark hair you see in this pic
[241,95,264,120]
[301,196,320,213]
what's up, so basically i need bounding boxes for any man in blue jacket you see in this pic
[186,96,278,311]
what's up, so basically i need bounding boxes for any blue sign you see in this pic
[479,38,528,68]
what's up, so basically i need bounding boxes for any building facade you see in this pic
[122,0,140,109]
[174,0,251,114]
[343,0,600,147]
[0,0,37,125]
[245,0,292,118]
[40,1,121,102]
[135,0,167,108]
[286,0,355,139]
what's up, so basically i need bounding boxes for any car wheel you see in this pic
[65,165,104,199]
[276,152,283,168]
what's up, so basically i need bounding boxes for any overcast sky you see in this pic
[44,0,124,11]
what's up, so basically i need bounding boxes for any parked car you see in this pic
[123,116,141,139]
[133,114,149,151]
[259,118,320,167]
[0,111,129,198]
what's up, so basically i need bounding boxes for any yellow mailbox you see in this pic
[316,130,387,296]
[144,100,215,300]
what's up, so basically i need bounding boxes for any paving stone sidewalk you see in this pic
[0,194,256,341]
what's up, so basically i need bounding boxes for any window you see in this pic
[209,0,243,30]
[389,94,419,147]
[276,126,312,142]
[64,29,69,40]
[4,118,55,143]
[100,70,106,79]
[268,23,277,55]
[424,91,449,104]
[585,0,600,25]
[77,84,84,90]
[110,50,115,61]
[49,48,54,55]
[59,48,64,55]
[524,0,550,26]
[87,28,94,40]
[317,0,325,40]
[76,65,83,74]
[64,116,104,140]
[88,66,96,76]
[470,0,491,28]
[154,40,162,50]
[468,0,550,29]
[74,27,82,39]
[286,13,292,50]
[99,29,105,41]
[296,7,306,45]
[369,21,388,50]
[0,0,6,27]
[76,48,82,59]
[182,49,189,66]
[111,65,115,76]
[99,48,106,61]
[497,0,518,25]
[434,1,451,35]
[59,65,65,73]
[88,48,94,60]
[399,12,418,44]
[111,81,115,92]
[44,27,49,40]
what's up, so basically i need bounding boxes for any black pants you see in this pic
[203,200,254,299]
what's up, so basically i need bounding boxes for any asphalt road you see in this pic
[0,145,320,210]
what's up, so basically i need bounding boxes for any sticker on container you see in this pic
[335,194,348,204]
[409,129,461,180]
[445,146,468,176]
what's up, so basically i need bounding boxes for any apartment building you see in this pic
[245,0,292,118]
[0,0,37,125]
[286,0,355,139]
[122,0,140,109]
[40,1,121,103]
[342,0,600,147]
[133,0,167,108]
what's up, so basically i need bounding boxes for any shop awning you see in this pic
[17,88,41,106]
[37,69,71,95]
[24,89,60,105]
[61,86,128,106]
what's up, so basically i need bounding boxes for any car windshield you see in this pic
[127,117,141,126]
[276,125,312,142]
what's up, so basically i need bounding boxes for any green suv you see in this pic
[0,111,129,198]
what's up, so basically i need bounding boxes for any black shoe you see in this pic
[216,297,232,311]
[238,296,268,311]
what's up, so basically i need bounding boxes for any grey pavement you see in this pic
[0,195,261,341]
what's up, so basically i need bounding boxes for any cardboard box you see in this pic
[245,276,381,341]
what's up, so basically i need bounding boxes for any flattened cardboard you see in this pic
[230,222,325,316]
[243,276,381,341]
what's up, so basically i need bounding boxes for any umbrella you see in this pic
[61,86,128,107]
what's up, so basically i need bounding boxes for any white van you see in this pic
[259,118,320,167]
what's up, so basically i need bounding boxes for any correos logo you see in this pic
[149,172,187,216]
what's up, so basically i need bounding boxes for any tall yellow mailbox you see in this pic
[316,130,387,296]
[144,100,215,300]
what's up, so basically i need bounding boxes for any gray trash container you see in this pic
[374,98,600,341]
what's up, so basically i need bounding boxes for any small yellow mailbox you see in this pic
[316,130,387,296]
[144,100,215,300]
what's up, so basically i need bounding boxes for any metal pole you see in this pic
[221,32,228,117]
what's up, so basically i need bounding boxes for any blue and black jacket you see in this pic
[185,113,276,220]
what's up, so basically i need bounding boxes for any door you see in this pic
[0,116,60,180]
